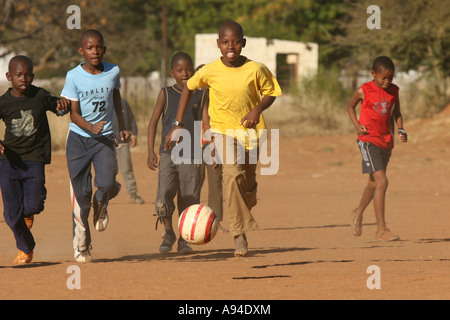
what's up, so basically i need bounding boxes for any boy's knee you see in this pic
[23,200,45,217]
[155,202,172,218]
[96,181,121,202]
[375,176,388,189]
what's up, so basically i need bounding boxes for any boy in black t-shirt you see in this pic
[0,55,70,264]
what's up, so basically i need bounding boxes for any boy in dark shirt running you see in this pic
[0,55,70,264]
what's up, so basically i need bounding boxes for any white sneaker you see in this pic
[74,246,93,263]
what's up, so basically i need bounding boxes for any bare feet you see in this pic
[376,228,400,242]
[234,234,248,257]
[351,208,363,236]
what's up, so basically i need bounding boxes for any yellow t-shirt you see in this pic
[187,58,282,149]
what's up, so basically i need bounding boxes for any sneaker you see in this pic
[92,199,108,232]
[24,216,34,230]
[130,194,145,204]
[159,231,176,253]
[74,246,93,263]
[351,208,363,236]
[14,250,33,264]
[376,228,400,242]
[177,236,194,254]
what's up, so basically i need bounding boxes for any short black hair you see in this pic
[8,55,33,72]
[80,29,104,46]
[170,52,193,69]
[219,20,244,39]
[372,56,395,73]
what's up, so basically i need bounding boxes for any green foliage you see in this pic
[1,0,448,114]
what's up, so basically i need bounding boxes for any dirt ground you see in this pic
[0,113,449,302]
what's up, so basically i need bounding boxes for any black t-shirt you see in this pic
[0,85,60,164]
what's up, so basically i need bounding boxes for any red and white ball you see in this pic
[178,204,218,245]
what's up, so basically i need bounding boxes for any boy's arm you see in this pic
[147,89,165,170]
[0,140,4,154]
[164,85,193,150]
[202,92,211,132]
[347,87,368,136]
[394,97,407,143]
[240,95,276,129]
[113,89,130,142]
[43,91,70,116]
[70,100,106,135]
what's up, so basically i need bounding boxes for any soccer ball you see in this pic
[178,204,219,245]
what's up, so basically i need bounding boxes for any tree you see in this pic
[335,0,450,108]
[0,0,111,76]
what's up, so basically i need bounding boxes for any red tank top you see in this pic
[358,81,399,149]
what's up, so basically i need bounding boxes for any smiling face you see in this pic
[6,57,34,97]
[217,21,246,67]
[79,34,106,73]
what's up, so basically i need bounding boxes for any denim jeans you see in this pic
[0,160,47,253]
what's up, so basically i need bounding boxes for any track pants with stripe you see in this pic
[66,131,121,252]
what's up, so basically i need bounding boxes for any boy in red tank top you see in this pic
[347,56,407,241]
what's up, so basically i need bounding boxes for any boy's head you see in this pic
[217,20,246,67]
[6,55,34,97]
[371,56,395,89]
[79,29,106,69]
[170,52,194,89]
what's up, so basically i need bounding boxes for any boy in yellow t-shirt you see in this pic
[165,20,282,257]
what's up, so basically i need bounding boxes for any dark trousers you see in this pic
[155,153,201,218]
[0,160,47,253]
[66,131,120,252]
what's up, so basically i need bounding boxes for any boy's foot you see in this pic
[14,250,33,264]
[159,231,177,253]
[74,246,93,263]
[351,208,363,236]
[93,199,109,231]
[234,234,248,257]
[376,228,400,242]
[177,236,194,254]
[130,194,145,204]
[24,216,34,230]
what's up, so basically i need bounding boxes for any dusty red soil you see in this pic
[0,114,449,301]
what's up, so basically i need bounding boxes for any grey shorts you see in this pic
[155,153,201,217]
[357,139,391,174]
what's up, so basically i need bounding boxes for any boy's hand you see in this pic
[355,124,368,136]
[130,136,137,148]
[120,129,131,143]
[147,151,158,171]
[241,108,261,129]
[398,128,408,142]
[90,121,107,135]
[164,126,182,150]
[0,141,4,154]
[57,98,71,112]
